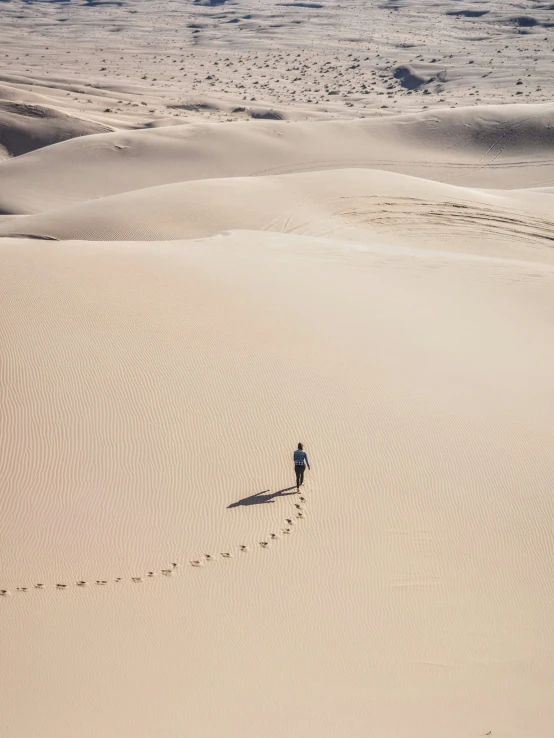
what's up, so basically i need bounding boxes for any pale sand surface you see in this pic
[1,1,554,737]
[2,232,553,738]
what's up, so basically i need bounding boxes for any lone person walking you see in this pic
[294,442,310,491]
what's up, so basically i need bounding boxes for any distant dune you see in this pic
[0,100,111,159]
[1,103,553,215]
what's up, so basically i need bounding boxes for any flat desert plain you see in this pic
[1,1,554,737]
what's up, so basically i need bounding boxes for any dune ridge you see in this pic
[2,168,554,266]
[1,103,553,215]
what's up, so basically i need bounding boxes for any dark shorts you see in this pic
[295,464,305,486]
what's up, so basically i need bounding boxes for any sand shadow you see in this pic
[228,486,297,508]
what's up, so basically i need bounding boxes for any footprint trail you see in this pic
[0,491,310,600]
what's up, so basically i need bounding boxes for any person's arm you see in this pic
[305,452,310,470]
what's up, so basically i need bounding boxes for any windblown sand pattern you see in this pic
[1,488,307,597]
[1,1,554,737]
[2,230,554,737]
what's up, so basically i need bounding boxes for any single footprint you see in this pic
[171,563,179,569]
[221,552,232,558]
[205,554,214,562]
[131,577,143,583]
[56,584,67,589]
[115,578,122,583]
[147,572,155,577]
[269,533,279,540]
[259,541,269,548]
[190,560,202,567]
[16,587,28,592]
[296,512,304,519]
[295,503,303,510]
[76,581,87,587]
[239,545,249,552]
[282,528,291,534]
[34,583,44,589]
[299,496,306,502]
[161,569,172,576]
[0,590,11,597]
[286,519,294,525]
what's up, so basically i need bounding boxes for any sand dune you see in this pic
[2,2,554,737]
[1,103,553,216]
[2,230,554,738]
[0,100,111,160]
[2,168,554,266]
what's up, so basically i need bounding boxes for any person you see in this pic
[294,442,310,491]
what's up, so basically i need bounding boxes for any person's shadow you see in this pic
[228,486,297,508]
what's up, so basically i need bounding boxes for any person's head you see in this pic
[298,443,303,450]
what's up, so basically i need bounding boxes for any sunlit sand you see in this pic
[1,2,554,737]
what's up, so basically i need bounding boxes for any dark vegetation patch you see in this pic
[277,3,324,7]
[510,15,539,26]
[445,9,489,17]
[250,109,286,120]
[193,0,230,6]
[393,65,431,90]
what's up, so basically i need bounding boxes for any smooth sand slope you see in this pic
[1,1,554,737]
[1,230,554,738]
[2,168,554,266]
[1,103,554,215]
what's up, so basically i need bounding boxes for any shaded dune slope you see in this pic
[0,100,112,160]
[0,103,553,215]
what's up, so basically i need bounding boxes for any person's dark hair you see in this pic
[298,443,303,450]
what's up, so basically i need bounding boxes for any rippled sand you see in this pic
[1,2,554,737]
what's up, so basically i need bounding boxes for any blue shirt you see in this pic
[294,449,309,466]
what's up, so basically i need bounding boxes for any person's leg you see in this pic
[295,466,301,489]
[299,465,305,487]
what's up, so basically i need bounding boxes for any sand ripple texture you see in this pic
[1,489,308,597]
[1,23,554,735]
[1,228,554,737]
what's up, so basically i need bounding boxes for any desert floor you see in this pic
[1,1,554,737]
